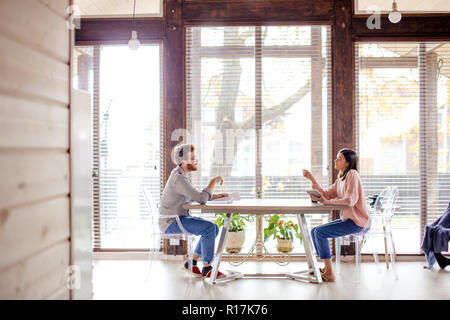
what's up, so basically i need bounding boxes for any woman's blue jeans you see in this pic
[165,216,219,264]
[311,219,363,260]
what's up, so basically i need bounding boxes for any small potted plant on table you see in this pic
[263,214,302,253]
[214,213,254,254]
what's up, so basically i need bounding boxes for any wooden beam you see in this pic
[332,0,354,161]
[164,0,184,183]
[352,15,450,40]
[75,18,166,45]
[182,0,334,23]
[332,0,354,255]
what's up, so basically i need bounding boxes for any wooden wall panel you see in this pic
[0,152,70,210]
[0,0,69,63]
[38,0,71,18]
[0,197,70,270]
[46,287,71,300]
[0,0,72,299]
[0,241,70,299]
[0,95,69,150]
[0,34,69,106]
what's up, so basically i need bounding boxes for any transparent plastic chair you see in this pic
[335,186,399,283]
[141,188,196,281]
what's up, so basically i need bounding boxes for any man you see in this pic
[159,143,228,279]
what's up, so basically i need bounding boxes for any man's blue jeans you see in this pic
[311,219,363,260]
[165,216,219,264]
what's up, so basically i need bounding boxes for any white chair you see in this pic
[335,186,399,283]
[141,188,196,280]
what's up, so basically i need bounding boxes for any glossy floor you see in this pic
[92,258,449,300]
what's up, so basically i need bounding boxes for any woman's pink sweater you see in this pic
[312,169,370,228]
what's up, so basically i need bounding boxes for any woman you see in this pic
[302,148,369,282]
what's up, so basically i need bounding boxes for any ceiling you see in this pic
[355,0,450,14]
[74,0,162,17]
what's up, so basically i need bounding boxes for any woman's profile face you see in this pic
[334,152,349,171]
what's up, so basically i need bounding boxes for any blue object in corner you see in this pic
[421,202,450,269]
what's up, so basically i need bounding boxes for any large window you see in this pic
[74,45,163,250]
[356,42,450,253]
[186,26,332,254]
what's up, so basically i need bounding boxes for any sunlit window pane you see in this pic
[98,45,161,249]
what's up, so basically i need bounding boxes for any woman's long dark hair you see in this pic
[338,148,358,180]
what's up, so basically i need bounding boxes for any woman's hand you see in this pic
[310,192,324,203]
[302,169,317,184]
[211,193,229,200]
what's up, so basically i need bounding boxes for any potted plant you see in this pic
[263,214,302,253]
[214,213,254,254]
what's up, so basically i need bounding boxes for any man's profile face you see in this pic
[186,151,198,171]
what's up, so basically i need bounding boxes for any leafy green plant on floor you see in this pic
[263,214,302,242]
[214,213,255,232]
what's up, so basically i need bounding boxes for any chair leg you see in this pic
[186,236,194,282]
[355,237,361,284]
[388,233,399,280]
[148,234,160,280]
[373,252,381,273]
[383,226,389,269]
[335,237,341,275]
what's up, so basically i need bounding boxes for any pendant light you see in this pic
[388,0,402,24]
[128,0,140,50]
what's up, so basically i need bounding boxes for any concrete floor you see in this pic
[92,258,450,300]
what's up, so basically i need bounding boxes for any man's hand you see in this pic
[211,193,229,200]
[212,176,223,185]
[207,176,224,191]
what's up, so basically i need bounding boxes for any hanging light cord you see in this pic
[132,0,137,31]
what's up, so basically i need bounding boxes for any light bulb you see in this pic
[388,1,402,24]
[128,30,140,50]
[388,11,401,23]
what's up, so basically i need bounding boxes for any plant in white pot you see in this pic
[263,214,302,253]
[214,213,254,254]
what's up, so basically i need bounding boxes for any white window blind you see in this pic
[355,42,450,253]
[74,45,163,250]
[186,26,332,254]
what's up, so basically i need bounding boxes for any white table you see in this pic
[183,199,348,285]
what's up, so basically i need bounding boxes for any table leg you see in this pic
[210,213,232,284]
[297,213,322,284]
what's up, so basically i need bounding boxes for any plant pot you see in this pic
[276,238,293,253]
[225,231,245,254]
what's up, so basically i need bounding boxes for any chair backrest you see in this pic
[374,186,399,223]
[142,188,160,230]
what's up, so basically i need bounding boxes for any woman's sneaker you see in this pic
[183,261,202,278]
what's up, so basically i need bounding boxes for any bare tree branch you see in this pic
[239,79,311,131]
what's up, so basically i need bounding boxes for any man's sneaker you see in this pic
[183,261,202,278]
[202,267,226,279]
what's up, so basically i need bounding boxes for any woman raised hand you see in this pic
[302,169,317,185]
